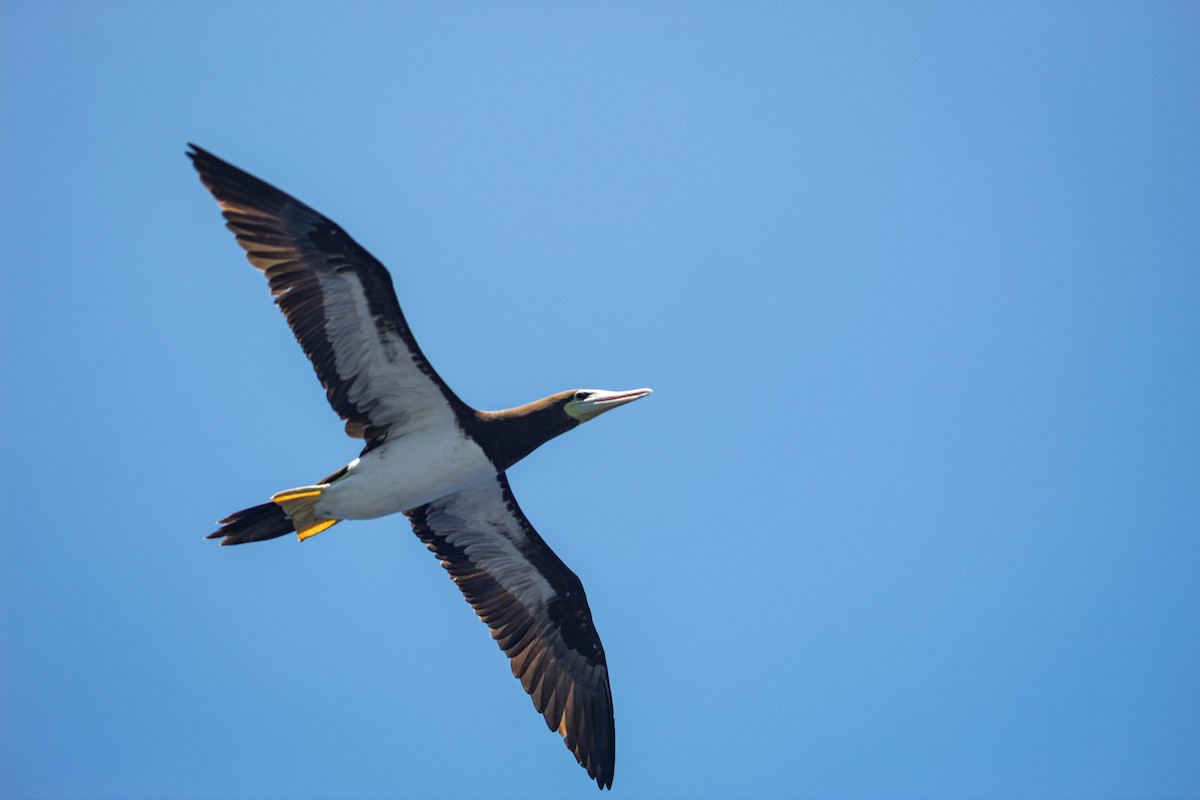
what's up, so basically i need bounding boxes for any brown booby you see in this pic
[188,145,649,789]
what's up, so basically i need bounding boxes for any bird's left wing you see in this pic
[407,474,616,789]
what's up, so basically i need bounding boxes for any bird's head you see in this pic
[563,387,654,424]
[482,387,653,469]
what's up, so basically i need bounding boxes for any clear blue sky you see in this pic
[2,2,1198,798]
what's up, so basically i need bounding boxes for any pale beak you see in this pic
[567,388,653,422]
[588,388,653,410]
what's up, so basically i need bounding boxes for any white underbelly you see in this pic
[314,425,495,520]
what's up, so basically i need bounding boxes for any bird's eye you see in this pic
[574,391,589,401]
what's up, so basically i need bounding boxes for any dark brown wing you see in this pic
[188,144,471,447]
[407,474,616,789]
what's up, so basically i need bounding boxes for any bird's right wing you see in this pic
[188,145,471,448]
[406,474,616,789]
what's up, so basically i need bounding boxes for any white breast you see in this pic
[314,425,496,520]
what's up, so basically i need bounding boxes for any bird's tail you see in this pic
[207,501,296,546]
[207,486,342,546]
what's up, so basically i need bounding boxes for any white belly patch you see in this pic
[314,425,495,520]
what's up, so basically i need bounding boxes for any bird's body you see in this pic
[315,425,493,520]
[188,145,648,790]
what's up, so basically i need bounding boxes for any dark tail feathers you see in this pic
[208,501,295,546]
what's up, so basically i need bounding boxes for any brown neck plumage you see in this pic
[469,391,581,470]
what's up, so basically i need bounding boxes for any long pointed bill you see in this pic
[566,388,653,423]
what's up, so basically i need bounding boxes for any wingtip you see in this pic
[186,144,225,175]
[589,749,615,790]
[186,143,209,177]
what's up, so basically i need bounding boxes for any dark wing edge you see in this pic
[407,474,616,789]
[186,144,470,446]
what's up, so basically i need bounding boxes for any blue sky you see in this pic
[2,2,1198,798]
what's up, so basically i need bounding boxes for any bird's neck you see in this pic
[472,396,579,470]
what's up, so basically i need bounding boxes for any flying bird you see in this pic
[188,144,649,789]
